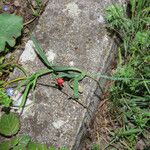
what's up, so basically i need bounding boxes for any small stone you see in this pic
[69,61,74,66]
[136,140,145,150]
[78,85,84,93]
[97,15,105,23]
[64,2,81,18]
[14,0,20,7]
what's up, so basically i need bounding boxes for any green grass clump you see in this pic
[105,0,150,149]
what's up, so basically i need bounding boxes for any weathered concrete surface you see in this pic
[17,0,123,149]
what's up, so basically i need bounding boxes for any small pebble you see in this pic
[78,85,84,93]
[14,0,20,7]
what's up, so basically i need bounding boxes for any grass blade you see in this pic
[31,35,54,69]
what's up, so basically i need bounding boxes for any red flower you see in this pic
[56,78,64,87]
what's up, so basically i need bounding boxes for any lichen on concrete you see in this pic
[20,40,36,63]
[46,50,56,62]
[64,2,81,18]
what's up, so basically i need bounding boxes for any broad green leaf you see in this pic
[0,112,20,136]
[10,135,30,148]
[0,141,11,150]
[0,90,12,107]
[28,142,48,150]
[0,13,23,52]
[0,135,30,150]
[0,137,20,150]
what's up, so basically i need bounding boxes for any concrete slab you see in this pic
[16,0,124,149]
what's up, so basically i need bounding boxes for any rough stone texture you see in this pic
[17,0,124,149]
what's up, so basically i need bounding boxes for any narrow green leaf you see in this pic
[18,135,31,146]
[130,0,136,16]
[31,36,54,69]
[135,32,149,45]
[48,147,56,150]
[28,141,48,150]
[19,82,32,108]
[13,145,26,150]
[54,72,79,79]
[73,74,85,98]
[10,137,20,147]
[60,147,68,150]
[143,112,150,117]
[117,128,142,137]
